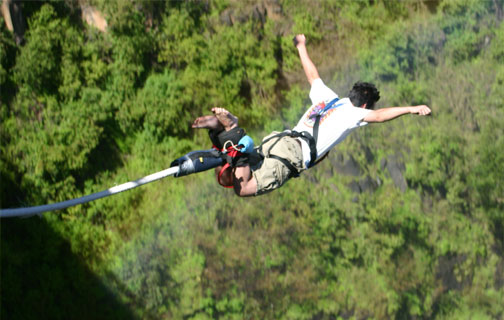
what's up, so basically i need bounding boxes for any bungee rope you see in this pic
[0,166,180,218]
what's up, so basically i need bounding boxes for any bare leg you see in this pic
[208,108,255,196]
[196,108,251,194]
[192,115,223,130]
[212,107,238,131]
[233,166,257,197]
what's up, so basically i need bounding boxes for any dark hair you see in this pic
[348,81,380,110]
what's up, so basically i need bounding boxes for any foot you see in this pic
[192,115,223,130]
[212,107,238,131]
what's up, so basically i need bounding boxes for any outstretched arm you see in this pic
[294,34,320,85]
[363,105,431,123]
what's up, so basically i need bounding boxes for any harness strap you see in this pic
[299,131,317,168]
[260,131,317,166]
[257,97,342,177]
[214,144,244,188]
[257,130,316,179]
[268,154,300,178]
[308,97,342,165]
[310,97,341,152]
[312,115,321,155]
[218,163,233,188]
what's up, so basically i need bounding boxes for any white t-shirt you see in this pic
[292,79,372,168]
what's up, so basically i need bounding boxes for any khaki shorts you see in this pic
[253,132,305,195]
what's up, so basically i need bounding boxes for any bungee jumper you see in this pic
[0,34,431,217]
[171,34,432,197]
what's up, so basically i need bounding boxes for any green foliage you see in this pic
[156,5,280,128]
[0,16,17,94]
[127,70,191,138]
[13,4,63,94]
[361,19,444,83]
[406,123,464,195]
[470,117,504,210]
[2,0,503,319]
[437,0,495,64]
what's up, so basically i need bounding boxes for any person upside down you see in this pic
[173,34,431,197]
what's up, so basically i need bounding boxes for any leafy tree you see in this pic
[2,1,503,319]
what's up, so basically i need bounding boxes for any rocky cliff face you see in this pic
[1,0,108,45]
[1,0,25,44]
[220,0,283,26]
[80,3,107,32]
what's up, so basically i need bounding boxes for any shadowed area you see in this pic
[1,217,136,320]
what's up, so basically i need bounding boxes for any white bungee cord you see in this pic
[0,166,180,218]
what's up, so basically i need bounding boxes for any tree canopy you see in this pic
[1,0,503,319]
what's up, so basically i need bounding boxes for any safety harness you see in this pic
[208,127,250,188]
[215,144,243,188]
[170,126,249,188]
[257,97,342,178]
[257,131,315,178]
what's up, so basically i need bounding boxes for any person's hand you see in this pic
[411,105,431,116]
[293,34,306,48]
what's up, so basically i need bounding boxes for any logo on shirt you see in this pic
[302,101,339,128]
